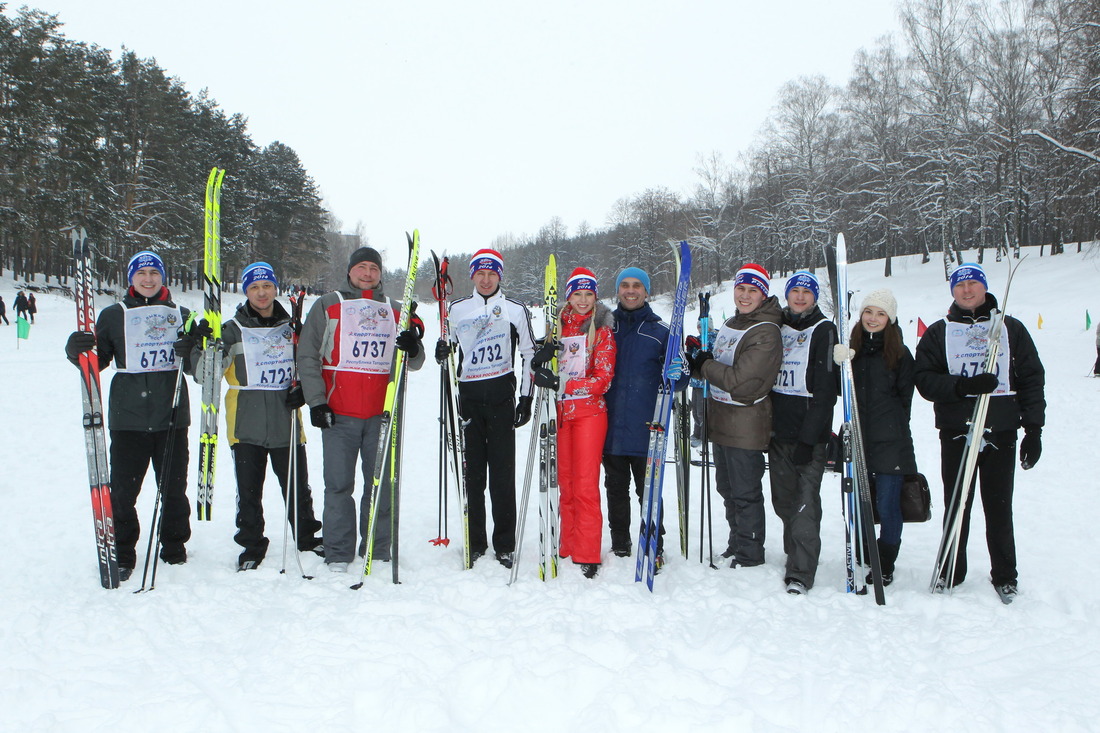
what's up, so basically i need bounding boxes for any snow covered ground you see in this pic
[1,244,1098,732]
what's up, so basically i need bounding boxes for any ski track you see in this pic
[2,245,1099,731]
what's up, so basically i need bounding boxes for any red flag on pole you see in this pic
[917,317,927,338]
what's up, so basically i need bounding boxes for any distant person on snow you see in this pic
[0,295,8,325]
[533,267,616,579]
[914,262,1045,604]
[768,271,838,595]
[27,292,36,323]
[686,263,782,570]
[179,262,323,571]
[13,290,29,320]
[1093,321,1099,376]
[63,251,193,581]
[834,288,917,589]
[297,247,425,573]
[601,266,688,565]
[434,249,536,569]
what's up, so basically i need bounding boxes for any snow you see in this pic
[2,245,1099,732]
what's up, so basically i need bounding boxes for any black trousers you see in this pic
[232,442,322,560]
[463,396,517,554]
[110,429,190,568]
[939,432,1018,586]
[602,453,665,553]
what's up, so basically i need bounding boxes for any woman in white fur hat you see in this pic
[835,288,917,586]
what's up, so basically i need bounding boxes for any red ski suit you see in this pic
[556,302,616,564]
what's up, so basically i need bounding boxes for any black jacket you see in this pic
[852,327,917,475]
[914,293,1045,437]
[93,287,191,432]
[770,305,839,445]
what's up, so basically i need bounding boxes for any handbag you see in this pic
[869,473,932,524]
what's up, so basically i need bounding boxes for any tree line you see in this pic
[405,0,1100,305]
[0,5,330,291]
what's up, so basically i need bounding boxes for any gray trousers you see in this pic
[713,443,766,566]
[321,414,391,563]
[767,440,826,588]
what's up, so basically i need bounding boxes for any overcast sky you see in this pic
[17,1,902,262]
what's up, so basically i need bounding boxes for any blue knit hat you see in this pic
[242,261,278,292]
[615,267,651,293]
[784,271,820,301]
[127,251,166,284]
[949,263,988,291]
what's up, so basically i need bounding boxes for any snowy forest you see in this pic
[1,0,1099,301]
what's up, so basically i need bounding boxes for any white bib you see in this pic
[944,319,1014,396]
[710,322,771,406]
[119,305,182,373]
[236,323,295,390]
[455,304,513,381]
[559,334,588,401]
[332,297,398,375]
[773,321,826,397]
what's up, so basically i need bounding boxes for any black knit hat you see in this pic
[348,247,383,273]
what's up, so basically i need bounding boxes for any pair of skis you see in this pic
[353,230,421,587]
[72,228,120,589]
[511,254,560,583]
[824,234,886,605]
[196,166,226,521]
[635,240,692,590]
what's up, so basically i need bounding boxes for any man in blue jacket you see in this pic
[602,267,687,562]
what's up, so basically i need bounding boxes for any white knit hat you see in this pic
[860,288,898,323]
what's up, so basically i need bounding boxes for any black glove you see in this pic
[173,332,197,359]
[955,372,999,397]
[65,331,96,361]
[514,395,534,428]
[1020,427,1042,470]
[434,339,451,364]
[285,383,306,410]
[793,442,815,466]
[396,328,422,358]
[531,340,560,370]
[186,318,214,342]
[533,366,559,391]
[310,403,336,429]
[686,350,713,373]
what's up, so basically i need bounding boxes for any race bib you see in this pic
[335,298,397,374]
[559,334,588,400]
[945,320,1013,395]
[238,324,295,390]
[119,305,181,373]
[773,321,825,397]
[710,322,770,406]
[455,304,513,381]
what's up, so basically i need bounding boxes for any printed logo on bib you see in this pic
[121,305,180,373]
[945,322,1013,395]
[240,324,295,390]
[337,300,396,374]
[456,304,512,380]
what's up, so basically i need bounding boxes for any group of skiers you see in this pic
[62,245,1045,603]
[1,290,36,325]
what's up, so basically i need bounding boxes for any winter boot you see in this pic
[877,540,900,587]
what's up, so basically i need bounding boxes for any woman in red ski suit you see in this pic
[553,268,616,578]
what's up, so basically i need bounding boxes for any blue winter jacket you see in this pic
[603,302,688,457]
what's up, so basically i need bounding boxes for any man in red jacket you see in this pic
[298,247,425,572]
